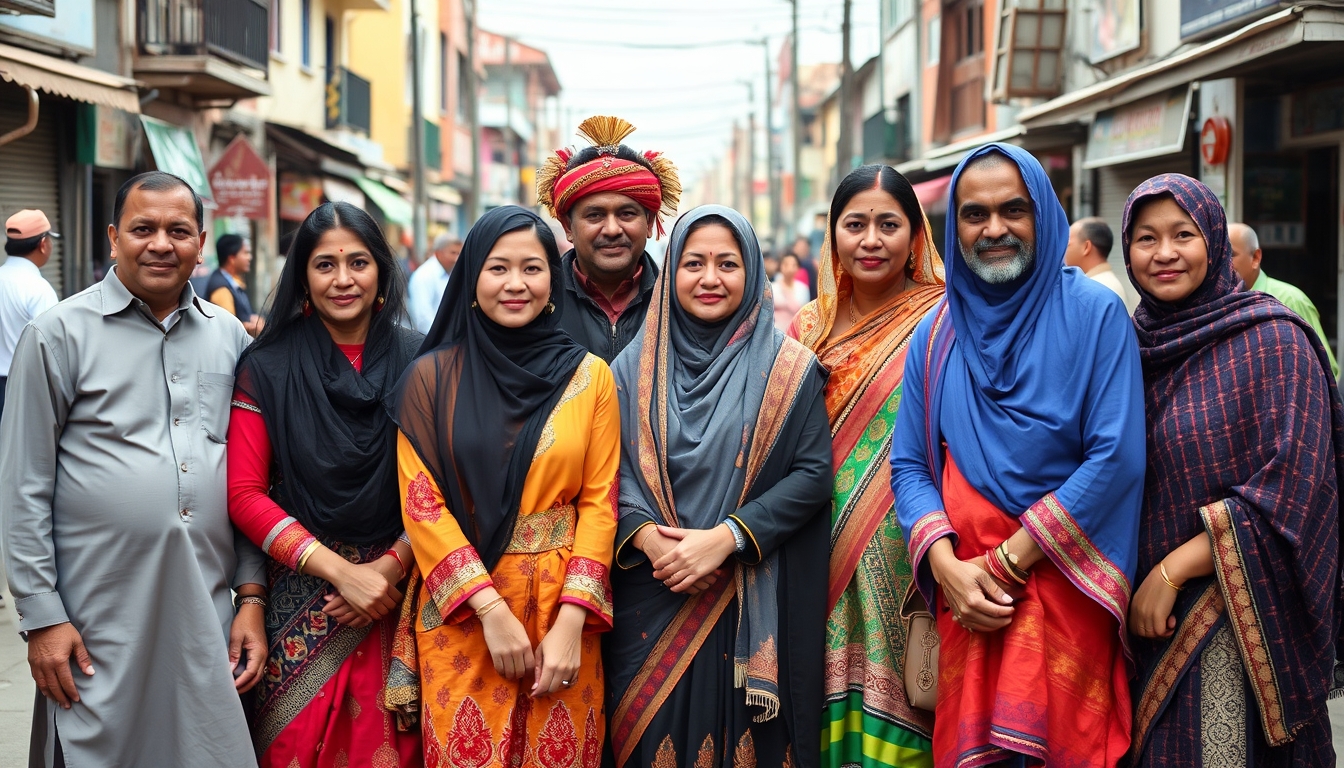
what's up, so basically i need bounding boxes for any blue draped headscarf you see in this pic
[892,143,1146,631]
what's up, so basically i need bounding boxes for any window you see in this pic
[457,51,470,121]
[300,0,311,68]
[991,0,1066,100]
[926,16,941,65]
[269,0,282,54]
[440,33,449,114]
[960,0,984,61]
[325,15,336,79]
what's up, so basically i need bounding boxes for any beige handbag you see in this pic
[900,582,940,711]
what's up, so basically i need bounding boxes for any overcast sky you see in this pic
[476,0,882,190]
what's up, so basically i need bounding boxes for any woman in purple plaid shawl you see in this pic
[1122,173,1344,765]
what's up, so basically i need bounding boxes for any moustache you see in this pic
[592,236,632,250]
[972,234,1025,256]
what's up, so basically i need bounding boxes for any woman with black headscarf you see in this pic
[605,205,832,768]
[391,205,619,767]
[226,201,424,766]
[1122,174,1344,765]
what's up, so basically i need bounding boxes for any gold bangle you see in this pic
[296,541,322,576]
[997,541,1030,582]
[1159,562,1183,592]
[475,596,507,618]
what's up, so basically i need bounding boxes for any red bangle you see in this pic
[383,548,407,579]
[983,548,1012,584]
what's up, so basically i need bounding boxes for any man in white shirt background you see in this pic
[0,209,60,419]
[1063,216,1139,315]
[406,232,461,332]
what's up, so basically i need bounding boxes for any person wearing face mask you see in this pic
[1,172,266,768]
[537,115,681,361]
[1121,175,1343,765]
[789,164,946,768]
[891,145,1145,767]
[606,205,832,768]
[225,202,423,766]
[392,205,619,767]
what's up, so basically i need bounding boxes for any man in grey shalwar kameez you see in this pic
[1,172,267,768]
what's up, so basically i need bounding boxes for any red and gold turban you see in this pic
[537,115,681,237]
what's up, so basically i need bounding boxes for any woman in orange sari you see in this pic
[392,206,618,768]
[790,165,945,767]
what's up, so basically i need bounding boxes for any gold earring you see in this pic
[470,300,479,309]
[545,301,555,314]
[907,250,916,268]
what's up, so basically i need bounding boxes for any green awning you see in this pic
[140,116,213,200]
[354,177,413,226]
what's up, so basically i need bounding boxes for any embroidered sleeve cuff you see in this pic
[262,517,318,571]
[425,545,493,622]
[15,591,69,633]
[561,556,614,630]
[1020,493,1131,632]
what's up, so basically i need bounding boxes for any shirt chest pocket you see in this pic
[197,372,236,444]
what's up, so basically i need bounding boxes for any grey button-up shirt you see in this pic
[1,266,263,768]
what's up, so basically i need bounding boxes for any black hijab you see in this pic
[236,313,422,544]
[392,206,587,571]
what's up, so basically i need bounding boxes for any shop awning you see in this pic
[0,42,140,113]
[141,116,213,201]
[322,178,366,208]
[1017,6,1344,128]
[913,175,953,215]
[428,184,463,206]
[354,177,413,226]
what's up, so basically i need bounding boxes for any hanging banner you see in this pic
[280,173,323,222]
[208,135,271,220]
[141,115,213,201]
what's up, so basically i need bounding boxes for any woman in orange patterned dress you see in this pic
[391,206,618,768]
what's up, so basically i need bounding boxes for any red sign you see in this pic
[208,135,271,219]
[1200,117,1232,166]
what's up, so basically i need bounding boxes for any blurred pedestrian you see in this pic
[1064,217,1138,315]
[206,234,264,336]
[0,209,59,420]
[790,164,947,767]
[393,206,618,767]
[606,206,831,768]
[227,202,423,767]
[892,145,1143,767]
[1228,222,1339,378]
[763,252,780,281]
[537,115,681,361]
[792,235,819,300]
[771,252,809,330]
[406,232,460,332]
[1,171,265,768]
[1123,175,1343,765]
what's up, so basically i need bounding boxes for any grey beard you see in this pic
[960,236,1035,284]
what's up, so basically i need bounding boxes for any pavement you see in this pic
[0,584,1341,761]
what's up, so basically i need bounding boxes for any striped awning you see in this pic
[0,43,140,114]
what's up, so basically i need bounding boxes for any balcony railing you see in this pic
[139,0,269,73]
[327,67,372,135]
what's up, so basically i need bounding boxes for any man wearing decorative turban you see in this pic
[538,115,681,361]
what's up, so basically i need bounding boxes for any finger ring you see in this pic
[561,680,572,687]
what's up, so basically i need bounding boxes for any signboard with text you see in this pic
[208,136,271,220]
[1083,87,1193,169]
[1181,0,1279,40]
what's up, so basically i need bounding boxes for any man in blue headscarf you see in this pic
[891,144,1145,767]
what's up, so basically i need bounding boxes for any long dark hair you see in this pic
[251,201,409,353]
[829,164,923,247]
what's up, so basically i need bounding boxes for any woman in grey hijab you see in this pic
[605,205,833,768]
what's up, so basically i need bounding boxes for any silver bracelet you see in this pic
[723,519,748,553]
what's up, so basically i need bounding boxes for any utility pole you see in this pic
[731,119,741,213]
[836,0,854,192]
[788,0,801,239]
[743,80,756,229]
[762,38,781,247]
[409,0,427,261]
[465,0,481,223]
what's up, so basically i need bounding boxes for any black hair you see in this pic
[216,233,246,265]
[4,234,45,257]
[829,164,924,247]
[1076,217,1113,258]
[249,202,409,353]
[963,150,1010,174]
[778,252,801,268]
[682,214,745,254]
[113,171,204,230]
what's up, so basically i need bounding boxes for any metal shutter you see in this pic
[1096,154,1194,274]
[0,84,63,296]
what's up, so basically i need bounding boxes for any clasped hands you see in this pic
[473,591,587,698]
[927,538,1021,633]
[636,523,736,595]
